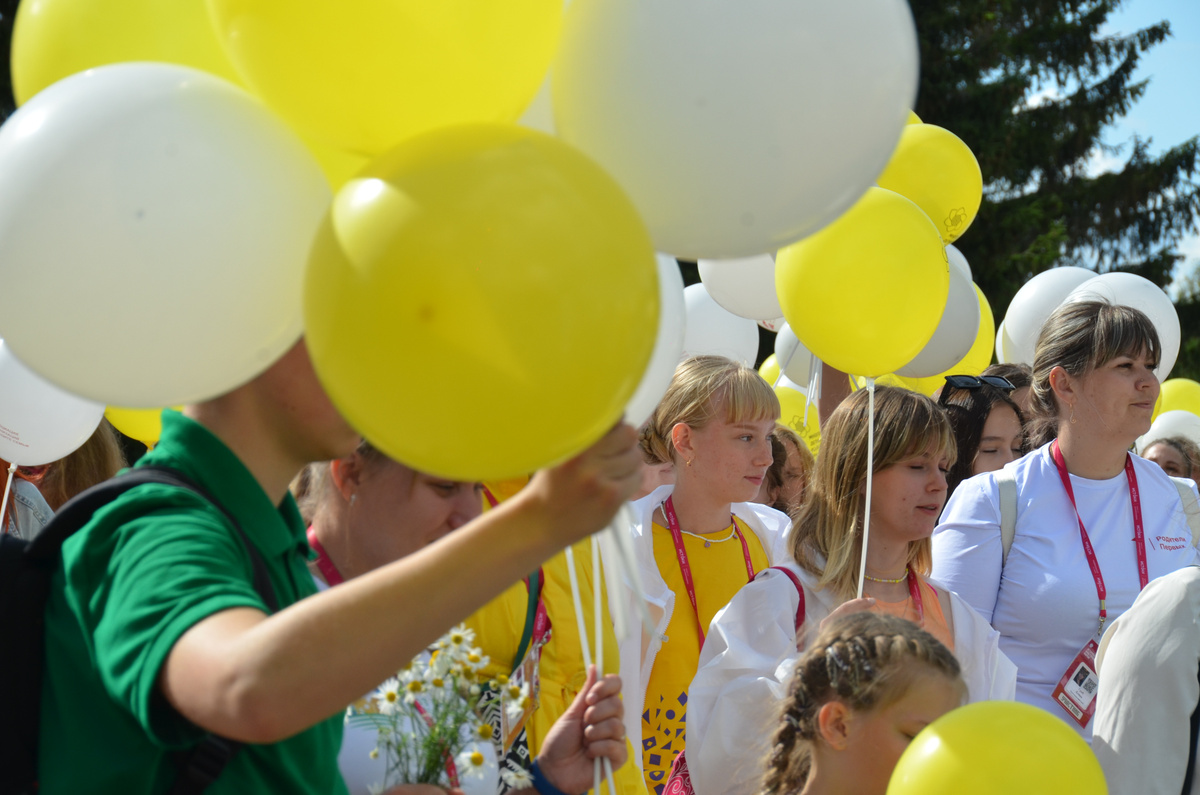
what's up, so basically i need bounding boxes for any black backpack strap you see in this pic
[1184,660,1200,795]
[30,465,279,794]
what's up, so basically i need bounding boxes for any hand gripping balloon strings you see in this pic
[0,461,15,532]
[564,542,618,795]
[856,378,876,600]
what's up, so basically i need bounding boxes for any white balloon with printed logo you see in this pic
[0,340,105,466]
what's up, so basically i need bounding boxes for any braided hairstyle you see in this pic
[759,612,964,795]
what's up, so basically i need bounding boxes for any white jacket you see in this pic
[607,485,792,769]
[685,561,1017,795]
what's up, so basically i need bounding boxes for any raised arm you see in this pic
[160,424,642,743]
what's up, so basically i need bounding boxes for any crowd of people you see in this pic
[10,298,1199,795]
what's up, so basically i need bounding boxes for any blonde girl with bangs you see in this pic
[684,386,1015,795]
[615,355,790,795]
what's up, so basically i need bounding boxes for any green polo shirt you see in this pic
[39,410,347,794]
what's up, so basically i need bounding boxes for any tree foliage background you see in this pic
[910,0,1199,377]
[0,0,1195,376]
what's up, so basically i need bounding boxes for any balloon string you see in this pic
[803,353,821,427]
[0,462,14,534]
[857,378,876,599]
[564,544,592,669]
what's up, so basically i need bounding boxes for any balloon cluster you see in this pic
[0,0,960,477]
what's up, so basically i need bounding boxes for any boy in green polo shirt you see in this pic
[39,340,640,793]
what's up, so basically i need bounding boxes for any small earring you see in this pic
[349,494,358,506]
[686,458,693,467]
[1069,406,1077,425]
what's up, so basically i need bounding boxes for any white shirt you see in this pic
[932,443,1200,740]
[1095,566,1200,795]
[684,561,1015,795]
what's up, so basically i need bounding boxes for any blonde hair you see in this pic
[640,355,780,465]
[759,612,964,795]
[789,387,955,600]
[36,419,126,511]
[1028,300,1160,447]
[291,440,394,525]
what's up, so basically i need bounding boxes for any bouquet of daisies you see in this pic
[347,624,534,793]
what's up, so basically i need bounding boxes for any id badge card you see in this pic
[1052,636,1101,728]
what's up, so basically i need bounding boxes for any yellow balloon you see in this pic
[305,124,658,480]
[104,406,180,446]
[208,0,562,156]
[906,110,923,125]
[1160,379,1200,417]
[775,386,821,456]
[776,187,950,378]
[12,0,243,104]
[876,124,983,243]
[888,701,1107,794]
[759,354,780,386]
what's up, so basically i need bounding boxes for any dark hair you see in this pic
[1028,301,1160,447]
[982,362,1032,390]
[941,386,1027,498]
[759,612,963,795]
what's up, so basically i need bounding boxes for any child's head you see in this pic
[640,355,780,504]
[790,386,955,598]
[760,612,965,795]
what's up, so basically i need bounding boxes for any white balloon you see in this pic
[1004,267,1097,365]
[1065,271,1181,381]
[0,63,330,407]
[698,254,783,321]
[774,324,815,386]
[0,341,105,466]
[625,255,687,427]
[946,244,972,280]
[553,0,919,258]
[1136,410,1200,455]
[758,317,786,333]
[896,265,981,377]
[995,319,1015,364]
[682,284,760,367]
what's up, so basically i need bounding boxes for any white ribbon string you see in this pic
[856,378,876,600]
[0,462,16,533]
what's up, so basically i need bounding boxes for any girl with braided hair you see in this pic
[685,386,1015,795]
[759,612,965,795]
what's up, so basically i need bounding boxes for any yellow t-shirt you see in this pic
[642,516,769,795]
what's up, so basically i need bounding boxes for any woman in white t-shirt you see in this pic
[932,300,1200,741]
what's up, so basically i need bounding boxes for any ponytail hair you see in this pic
[759,612,964,795]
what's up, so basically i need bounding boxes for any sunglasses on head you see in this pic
[938,374,1015,405]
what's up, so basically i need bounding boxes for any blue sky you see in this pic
[1099,0,1200,290]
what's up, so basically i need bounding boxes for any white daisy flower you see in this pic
[438,624,477,656]
[403,678,427,704]
[455,749,488,779]
[376,677,403,715]
[501,766,535,788]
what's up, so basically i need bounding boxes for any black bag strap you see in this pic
[29,465,279,794]
[1184,660,1200,795]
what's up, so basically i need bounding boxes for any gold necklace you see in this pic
[863,566,908,584]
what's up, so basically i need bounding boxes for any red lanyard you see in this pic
[306,526,345,586]
[1050,440,1146,635]
[662,496,756,649]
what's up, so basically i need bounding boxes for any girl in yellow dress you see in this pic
[617,356,789,794]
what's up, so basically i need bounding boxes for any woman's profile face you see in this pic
[1145,442,1191,478]
[679,412,776,504]
[971,403,1023,476]
[1065,351,1159,442]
